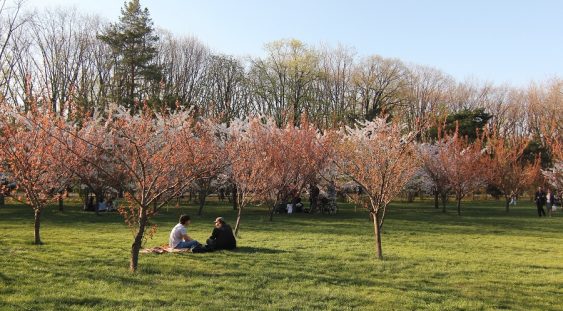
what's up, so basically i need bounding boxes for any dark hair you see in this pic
[179,215,191,225]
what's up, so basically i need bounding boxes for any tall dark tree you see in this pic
[428,108,492,141]
[98,0,161,110]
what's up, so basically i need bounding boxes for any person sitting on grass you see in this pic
[205,217,236,251]
[169,214,200,249]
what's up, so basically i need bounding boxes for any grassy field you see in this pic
[0,198,562,310]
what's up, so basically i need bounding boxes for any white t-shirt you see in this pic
[169,223,187,248]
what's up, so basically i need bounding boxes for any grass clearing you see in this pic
[0,199,562,310]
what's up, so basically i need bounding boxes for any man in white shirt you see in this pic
[169,215,199,249]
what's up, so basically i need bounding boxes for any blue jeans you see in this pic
[175,240,199,249]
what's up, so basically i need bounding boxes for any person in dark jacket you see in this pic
[206,217,236,251]
[534,186,547,217]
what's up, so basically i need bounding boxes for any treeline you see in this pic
[1,100,559,270]
[0,0,561,272]
[0,0,561,136]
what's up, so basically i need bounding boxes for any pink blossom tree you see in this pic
[542,122,562,199]
[262,118,332,221]
[335,118,419,259]
[223,117,275,236]
[485,133,541,212]
[74,106,221,272]
[55,112,122,214]
[0,105,71,244]
[419,143,451,212]
[439,130,488,216]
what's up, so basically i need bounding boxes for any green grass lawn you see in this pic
[0,198,562,310]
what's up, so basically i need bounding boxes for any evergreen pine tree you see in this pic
[99,0,162,110]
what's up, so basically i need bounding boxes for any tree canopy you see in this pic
[98,0,162,110]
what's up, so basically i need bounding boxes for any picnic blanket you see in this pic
[140,245,191,254]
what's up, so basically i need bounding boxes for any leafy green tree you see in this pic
[249,39,320,126]
[98,0,161,110]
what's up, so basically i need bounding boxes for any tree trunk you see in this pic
[34,208,42,245]
[269,202,275,221]
[457,197,462,216]
[372,211,383,259]
[407,192,415,203]
[441,193,447,213]
[197,190,206,216]
[82,188,90,210]
[0,195,4,207]
[505,196,510,213]
[94,191,103,216]
[130,207,148,272]
[58,197,64,212]
[218,188,225,201]
[309,184,319,213]
[234,203,242,237]
[232,185,237,210]
[434,191,439,209]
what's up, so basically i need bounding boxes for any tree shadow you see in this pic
[232,246,286,254]
[0,272,13,284]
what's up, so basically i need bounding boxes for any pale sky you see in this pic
[23,0,563,87]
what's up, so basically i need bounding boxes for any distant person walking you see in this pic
[534,186,547,217]
[509,191,517,206]
[546,189,555,217]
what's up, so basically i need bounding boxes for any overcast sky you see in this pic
[23,0,563,87]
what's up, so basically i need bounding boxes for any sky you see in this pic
[23,0,563,87]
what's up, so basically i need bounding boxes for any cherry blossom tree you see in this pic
[419,143,451,212]
[541,121,562,200]
[0,104,70,244]
[55,112,122,214]
[223,116,332,235]
[439,130,488,216]
[542,162,562,200]
[223,117,275,236]
[74,105,221,272]
[262,117,332,221]
[336,118,419,259]
[485,133,541,212]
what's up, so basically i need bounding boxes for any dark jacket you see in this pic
[546,192,555,205]
[208,224,236,250]
[535,191,546,206]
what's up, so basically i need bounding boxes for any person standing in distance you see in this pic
[534,186,547,217]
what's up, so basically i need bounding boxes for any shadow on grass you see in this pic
[232,246,286,254]
[84,269,152,286]
[0,271,13,284]
[37,297,134,310]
